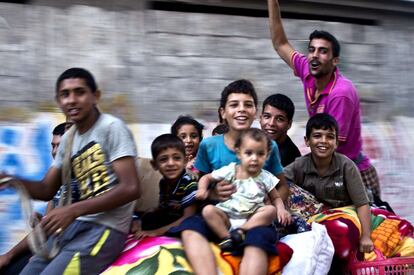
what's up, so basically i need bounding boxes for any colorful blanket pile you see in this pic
[102,236,293,274]
[308,206,414,260]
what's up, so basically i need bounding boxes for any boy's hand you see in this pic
[214,180,236,201]
[41,204,78,236]
[130,219,141,235]
[359,235,374,253]
[134,229,158,240]
[277,208,292,226]
[196,189,209,201]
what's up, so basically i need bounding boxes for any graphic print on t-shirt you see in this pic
[72,141,112,200]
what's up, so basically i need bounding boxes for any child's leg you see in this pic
[182,230,218,275]
[240,205,277,231]
[173,215,219,275]
[202,205,231,239]
[239,246,268,275]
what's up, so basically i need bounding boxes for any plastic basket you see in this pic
[348,249,414,275]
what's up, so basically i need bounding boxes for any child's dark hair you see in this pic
[56,68,97,94]
[235,128,272,154]
[219,79,258,110]
[309,30,340,58]
[212,123,229,136]
[151,134,186,160]
[171,115,204,141]
[305,113,338,139]
[52,122,72,136]
[262,94,295,121]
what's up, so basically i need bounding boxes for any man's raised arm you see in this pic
[267,0,296,69]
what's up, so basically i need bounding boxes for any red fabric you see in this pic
[275,242,294,266]
[323,219,352,259]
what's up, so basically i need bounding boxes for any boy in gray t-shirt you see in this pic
[1,68,140,274]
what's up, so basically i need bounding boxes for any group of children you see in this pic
[131,78,372,275]
[0,69,375,274]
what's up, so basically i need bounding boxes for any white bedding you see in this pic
[280,223,334,275]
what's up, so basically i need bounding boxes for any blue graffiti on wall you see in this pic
[0,122,52,253]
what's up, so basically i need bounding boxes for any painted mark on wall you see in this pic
[0,119,54,253]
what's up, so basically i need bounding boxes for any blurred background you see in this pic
[1,0,414,252]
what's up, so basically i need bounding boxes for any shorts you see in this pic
[141,209,180,230]
[168,215,279,255]
[20,220,126,275]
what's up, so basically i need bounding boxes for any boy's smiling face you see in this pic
[56,78,99,127]
[220,93,257,132]
[260,104,291,143]
[153,147,186,182]
[305,127,338,161]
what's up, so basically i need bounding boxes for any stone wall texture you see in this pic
[0,0,413,123]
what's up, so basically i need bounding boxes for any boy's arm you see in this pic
[138,204,197,238]
[356,204,374,253]
[267,0,296,68]
[42,156,140,235]
[268,188,291,226]
[196,173,216,200]
[0,236,31,268]
[0,167,62,201]
[276,173,289,202]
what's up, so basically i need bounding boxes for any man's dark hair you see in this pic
[262,94,295,121]
[52,122,72,136]
[151,134,186,160]
[171,115,204,141]
[306,113,338,140]
[219,79,258,110]
[55,68,97,94]
[235,128,272,154]
[309,30,341,58]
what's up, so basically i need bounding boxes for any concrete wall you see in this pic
[0,0,412,123]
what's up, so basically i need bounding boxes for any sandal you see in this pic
[230,228,245,246]
[218,238,234,252]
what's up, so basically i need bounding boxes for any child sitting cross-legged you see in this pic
[196,128,289,252]
[132,134,198,239]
